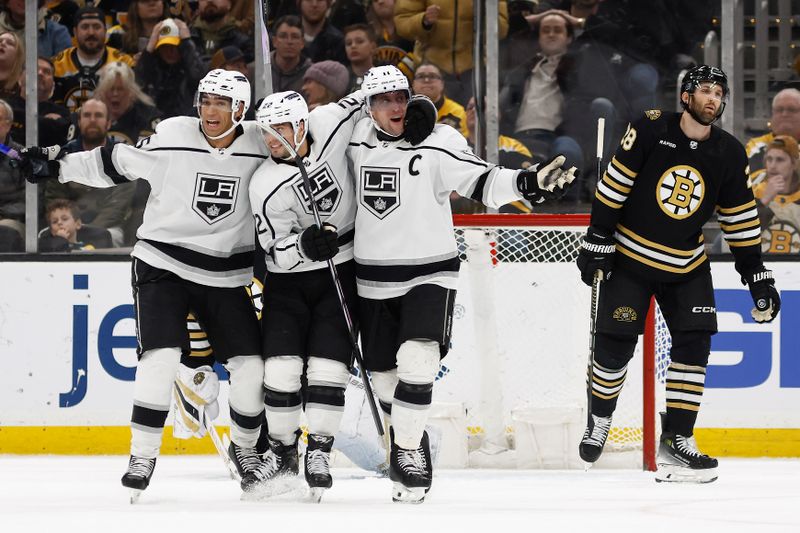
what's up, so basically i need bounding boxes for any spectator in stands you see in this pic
[0,0,71,58]
[298,0,347,65]
[46,1,80,37]
[230,0,255,36]
[753,135,800,255]
[9,57,71,147]
[52,6,135,114]
[107,0,170,57]
[45,98,134,247]
[190,0,253,65]
[746,88,800,183]
[0,31,23,100]
[329,0,367,29]
[270,15,311,94]
[412,61,468,137]
[135,17,205,119]
[94,62,162,145]
[395,0,509,106]
[368,0,414,54]
[459,95,537,215]
[39,199,113,252]
[498,12,584,195]
[0,97,24,252]
[302,60,349,110]
[344,23,377,92]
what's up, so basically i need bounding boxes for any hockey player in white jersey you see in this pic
[20,69,271,500]
[346,65,578,503]
[246,87,435,499]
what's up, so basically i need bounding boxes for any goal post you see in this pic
[435,213,663,470]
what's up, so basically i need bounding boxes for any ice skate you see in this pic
[389,428,432,504]
[121,455,156,504]
[228,441,270,492]
[304,434,334,503]
[242,434,304,500]
[579,414,612,465]
[655,432,718,483]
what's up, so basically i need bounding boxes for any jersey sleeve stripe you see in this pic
[717,209,759,224]
[468,171,490,202]
[606,165,635,186]
[727,237,762,247]
[610,156,637,178]
[719,218,760,232]
[602,173,632,194]
[100,146,132,184]
[595,190,622,209]
[717,199,757,215]
[597,180,628,202]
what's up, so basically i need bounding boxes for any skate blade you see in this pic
[129,489,143,504]
[655,463,718,484]
[391,482,426,504]
[241,475,307,501]
[581,460,594,472]
[307,487,326,503]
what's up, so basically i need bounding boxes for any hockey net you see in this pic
[434,214,670,470]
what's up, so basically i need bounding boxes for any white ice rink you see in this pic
[1,456,798,533]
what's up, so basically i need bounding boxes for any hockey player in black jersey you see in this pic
[19,69,270,501]
[576,65,781,483]
[347,65,577,503]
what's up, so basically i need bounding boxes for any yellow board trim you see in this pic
[1,426,798,457]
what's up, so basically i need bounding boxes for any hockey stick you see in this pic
[596,117,605,182]
[263,125,385,438]
[587,118,606,422]
[203,411,241,482]
[256,0,273,98]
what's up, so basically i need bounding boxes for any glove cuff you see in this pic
[742,268,774,286]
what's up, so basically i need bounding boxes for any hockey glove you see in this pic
[172,364,220,439]
[300,223,339,262]
[576,227,616,286]
[17,145,63,183]
[516,154,578,204]
[403,94,437,145]
[743,267,780,323]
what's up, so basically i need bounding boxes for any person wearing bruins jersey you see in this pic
[52,6,135,114]
[753,135,800,254]
[576,65,781,483]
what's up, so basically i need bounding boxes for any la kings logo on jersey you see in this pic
[291,162,342,215]
[193,173,240,224]
[360,166,400,219]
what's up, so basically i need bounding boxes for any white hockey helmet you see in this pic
[196,69,252,140]
[362,65,411,136]
[256,91,309,151]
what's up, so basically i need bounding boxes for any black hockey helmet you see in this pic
[680,65,729,124]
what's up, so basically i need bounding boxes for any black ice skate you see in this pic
[389,427,432,504]
[304,434,334,502]
[579,414,612,464]
[240,434,304,500]
[655,414,718,483]
[228,441,269,492]
[121,455,156,503]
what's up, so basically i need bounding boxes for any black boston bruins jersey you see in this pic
[52,47,136,113]
[592,111,762,282]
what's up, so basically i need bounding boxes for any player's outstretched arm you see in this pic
[18,146,63,183]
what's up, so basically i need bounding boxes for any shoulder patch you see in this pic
[644,110,662,121]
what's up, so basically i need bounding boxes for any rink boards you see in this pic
[0,258,798,457]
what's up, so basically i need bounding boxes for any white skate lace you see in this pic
[583,415,612,447]
[675,435,705,458]
[128,456,154,478]
[233,445,263,474]
[397,447,428,476]
[306,448,330,476]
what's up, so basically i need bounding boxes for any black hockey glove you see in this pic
[576,227,615,286]
[516,154,579,204]
[299,223,339,262]
[742,267,780,323]
[16,146,62,183]
[403,94,437,145]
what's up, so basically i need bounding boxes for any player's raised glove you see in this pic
[300,223,339,262]
[743,267,780,323]
[576,226,615,286]
[17,145,62,183]
[516,154,578,203]
[404,94,437,145]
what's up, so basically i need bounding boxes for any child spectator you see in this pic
[39,199,112,252]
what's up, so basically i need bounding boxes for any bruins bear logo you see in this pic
[612,306,638,322]
[645,109,662,121]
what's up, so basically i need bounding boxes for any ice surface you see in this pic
[0,456,798,533]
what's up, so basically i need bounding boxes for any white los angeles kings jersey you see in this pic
[56,117,268,287]
[347,122,522,299]
[250,93,366,274]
